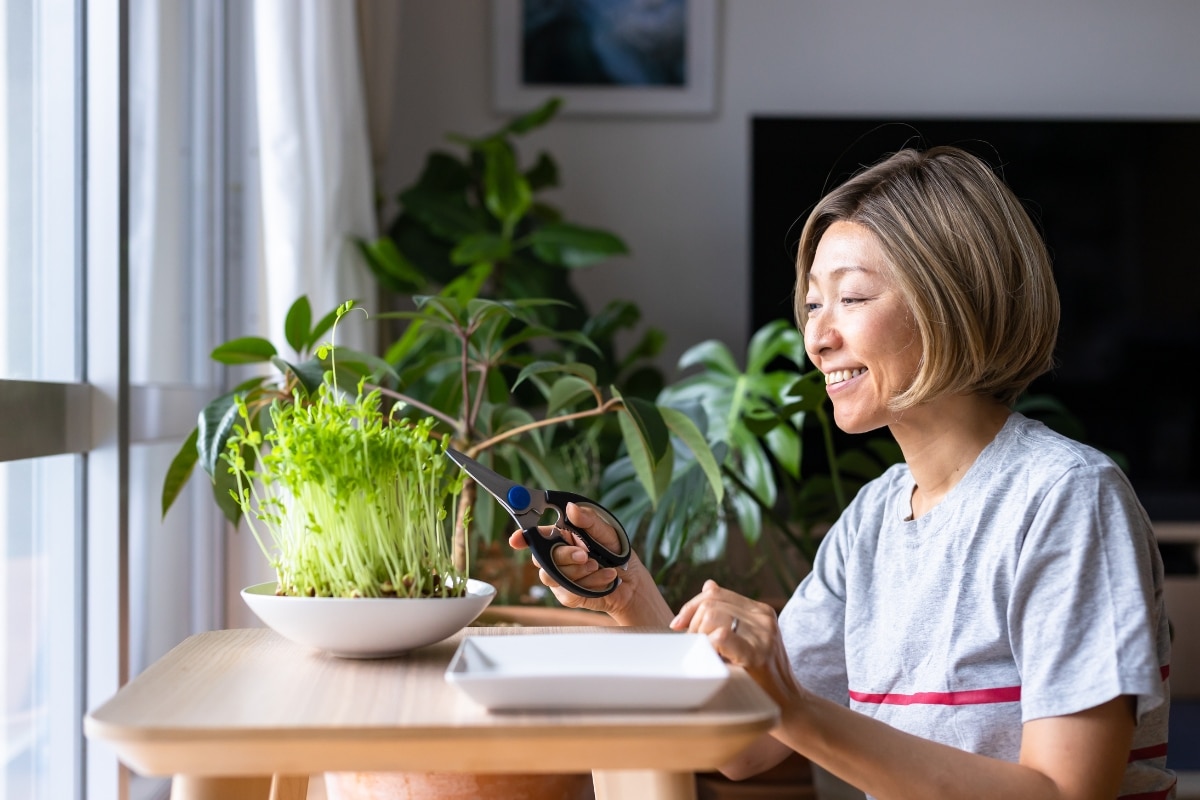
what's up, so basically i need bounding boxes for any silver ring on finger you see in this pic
[729,616,740,635]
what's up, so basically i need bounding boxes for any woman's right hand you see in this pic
[507,502,673,626]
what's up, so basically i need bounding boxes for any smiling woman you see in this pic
[801,221,923,437]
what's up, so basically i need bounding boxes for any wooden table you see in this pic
[84,625,779,800]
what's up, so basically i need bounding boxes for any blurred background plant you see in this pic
[358,96,665,404]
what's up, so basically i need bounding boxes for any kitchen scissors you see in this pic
[445,448,631,598]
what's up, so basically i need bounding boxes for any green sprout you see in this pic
[224,301,466,598]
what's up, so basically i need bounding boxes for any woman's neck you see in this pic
[889,397,1011,520]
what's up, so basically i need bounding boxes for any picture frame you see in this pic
[490,0,718,117]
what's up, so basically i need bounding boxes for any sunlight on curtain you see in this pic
[250,0,376,354]
[125,6,224,797]
[221,2,380,625]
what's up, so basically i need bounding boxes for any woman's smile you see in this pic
[825,367,867,387]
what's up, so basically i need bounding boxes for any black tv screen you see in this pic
[751,117,1200,522]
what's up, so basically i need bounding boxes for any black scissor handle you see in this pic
[522,492,631,599]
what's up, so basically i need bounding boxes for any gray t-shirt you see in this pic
[778,413,1175,798]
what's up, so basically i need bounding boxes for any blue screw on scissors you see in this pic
[445,448,631,598]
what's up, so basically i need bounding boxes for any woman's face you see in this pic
[802,221,922,434]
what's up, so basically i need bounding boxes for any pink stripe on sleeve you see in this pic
[849,686,1021,706]
[1127,743,1168,763]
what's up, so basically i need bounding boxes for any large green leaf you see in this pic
[660,407,723,504]
[524,152,559,192]
[283,296,312,354]
[764,422,802,480]
[617,410,660,507]
[450,232,512,266]
[271,356,324,398]
[400,185,488,241]
[411,150,472,193]
[161,426,199,519]
[616,391,670,464]
[414,294,467,325]
[482,141,532,231]
[196,393,243,478]
[210,337,277,365]
[746,318,807,373]
[526,223,629,269]
[546,376,595,416]
[677,339,739,376]
[582,299,639,341]
[783,370,829,412]
[357,236,427,294]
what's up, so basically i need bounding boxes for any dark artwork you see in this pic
[521,0,687,87]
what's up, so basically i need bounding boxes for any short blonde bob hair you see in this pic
[794,146,1060,409]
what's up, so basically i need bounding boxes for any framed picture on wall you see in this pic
[491,0,718,116]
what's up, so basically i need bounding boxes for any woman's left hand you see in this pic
[669,579,803,708]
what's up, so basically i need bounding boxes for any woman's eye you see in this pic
[804,302,821,313]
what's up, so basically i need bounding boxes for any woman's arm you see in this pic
[674,581,1137,799]
[777,690,1134,800]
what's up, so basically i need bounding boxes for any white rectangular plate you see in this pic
[445,633,730,711]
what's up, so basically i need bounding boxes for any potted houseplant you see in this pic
[213,302,496,657]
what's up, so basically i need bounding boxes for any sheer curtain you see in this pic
[225,0,382,625]
[250,0,376,353]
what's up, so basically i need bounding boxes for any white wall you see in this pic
[379,0,1200,375]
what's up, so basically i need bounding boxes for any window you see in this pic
[2,1,228,797]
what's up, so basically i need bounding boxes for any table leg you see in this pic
[170,775,273,799]
[592,769,697,800]
[268,774,310,800]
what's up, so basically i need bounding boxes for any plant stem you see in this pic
[454,480,476,574]
[467,398,624,458]
[815,405,846,511]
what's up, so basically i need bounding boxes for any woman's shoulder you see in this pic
[993,412,1122,475]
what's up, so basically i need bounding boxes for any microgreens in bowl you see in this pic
[225,310,466,598]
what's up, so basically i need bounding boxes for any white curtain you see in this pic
[225,0,383,624]
[128,0,208,682]
[250,0,377,356]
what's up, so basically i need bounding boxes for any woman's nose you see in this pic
[805,314,837,356]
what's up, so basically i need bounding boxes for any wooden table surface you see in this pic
[84,625,779,800]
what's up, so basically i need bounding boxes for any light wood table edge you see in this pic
[82,719,773,775]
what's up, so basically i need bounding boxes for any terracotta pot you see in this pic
[324,771,594,800]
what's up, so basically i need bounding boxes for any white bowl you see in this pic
[241,579,496,659]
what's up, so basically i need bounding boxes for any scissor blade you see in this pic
[444,448,526,519]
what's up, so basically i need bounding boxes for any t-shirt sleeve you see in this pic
[1008,463,1166,723]
[777,510,856,706]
